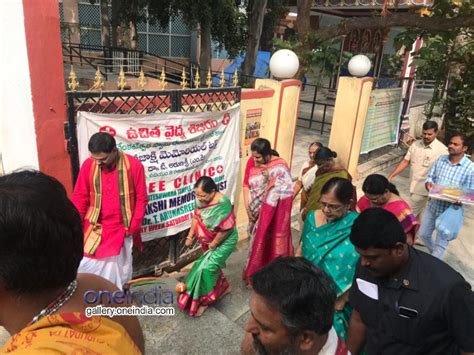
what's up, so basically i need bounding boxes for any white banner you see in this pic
[76,104,241,240]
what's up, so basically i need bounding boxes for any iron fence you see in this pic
[298,83,335,134]
[65,87,241,277]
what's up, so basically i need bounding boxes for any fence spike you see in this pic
[194,68,200,89]
[68,65,79,91]
[91,67,104,91]
[118,66,127,91]
[219,68,225,88]
[160,67,167,90]
[206,68,212,88]
[232,67,239,87]
[137,67,147,90]
[180,67,188,89]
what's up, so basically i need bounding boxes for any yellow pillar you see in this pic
[328,77,374,179]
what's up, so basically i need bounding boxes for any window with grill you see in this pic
[59,2,192,58]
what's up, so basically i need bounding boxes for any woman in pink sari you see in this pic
[242,138,294,284]
[357,174,419,245]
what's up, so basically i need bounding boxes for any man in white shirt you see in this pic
[388,121,447,220]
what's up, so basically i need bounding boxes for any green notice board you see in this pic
[360,88,402,154]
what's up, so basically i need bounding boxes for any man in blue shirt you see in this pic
[420,132,473,259]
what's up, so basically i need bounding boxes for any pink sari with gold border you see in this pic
[243,157,294,282]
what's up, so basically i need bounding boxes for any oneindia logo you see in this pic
[83,285,174,306]
[83,279,176,318]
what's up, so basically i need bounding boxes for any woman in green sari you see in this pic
[297,177,359,342]
[178,176,238,317]
[302,147,355,220]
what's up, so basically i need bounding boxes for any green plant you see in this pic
[395,0,473,136]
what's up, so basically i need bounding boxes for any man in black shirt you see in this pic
[346,208,474,355]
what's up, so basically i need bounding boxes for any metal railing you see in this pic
[298,83,336,134]
[414,79,436,89]
[62,43,197,85]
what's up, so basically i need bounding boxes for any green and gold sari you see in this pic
[178,196,238,316]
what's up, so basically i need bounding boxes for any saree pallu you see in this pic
[302,211,359,342]
[1,312,141,354]
[244,158,294,283]
[357,196,419,243]
[178,196,238,316]
[305,169,353,215]
[300,163,318,212]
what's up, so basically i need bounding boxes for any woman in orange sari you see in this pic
[242,138,294,284]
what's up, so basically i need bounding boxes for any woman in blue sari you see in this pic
[297,177,358,343]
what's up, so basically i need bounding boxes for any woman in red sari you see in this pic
[242,138,294,284]
[357,174,419,245]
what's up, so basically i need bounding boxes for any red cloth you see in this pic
[242,157,255,188]
[356,195,371,211]
[335,337,350,355]
[357,195,419,241]
[72,154,148,258]
[243,158,294,282]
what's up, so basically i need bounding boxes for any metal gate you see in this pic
[64,87,241,277]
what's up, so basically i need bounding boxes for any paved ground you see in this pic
[1,126,472,352]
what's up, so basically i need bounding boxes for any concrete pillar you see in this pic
[253,79,302,165]
[328,77,374,178]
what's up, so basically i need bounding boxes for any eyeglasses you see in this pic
[320,202,345,211]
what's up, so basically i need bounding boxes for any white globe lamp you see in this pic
[269,49,299,79]
[348,55,372,77]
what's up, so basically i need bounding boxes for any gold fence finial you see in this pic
[194,68,200,89]
[68,65,79,91]
[160,67,167,90]
[219,68,226,88]
[232,67,239,87]
[118,66,127,90]
[206,68,212,88]
[91,67,104,90]
[137,67,147,90]
[180,67,188,89]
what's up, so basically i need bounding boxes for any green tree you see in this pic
[292,0,473,137]
[242,0,268,79]
[241,0,289,80]
[111,0,245,74]
[395,0,473,137]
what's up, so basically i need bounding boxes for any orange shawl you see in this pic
[1,312,141,354]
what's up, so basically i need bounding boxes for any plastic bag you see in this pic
[435,205,464,241]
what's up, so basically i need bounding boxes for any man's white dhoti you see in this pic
[78,237,133,290]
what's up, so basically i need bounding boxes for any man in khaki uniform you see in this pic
[388,121,447,219]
